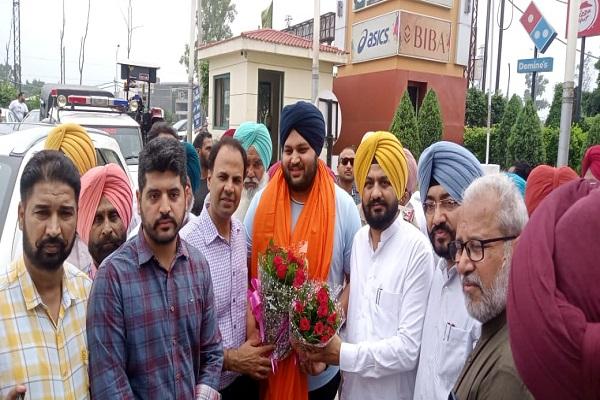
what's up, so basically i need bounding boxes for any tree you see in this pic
[418,89,443,151]
[465,87,487,127]
[523,73,549,110]
[179,0,237,120]
[575,53,593,93]
[508,99,546,166]
[78,0,92,85]
[463,127,490,163]
[0,81,17,107]
[546,83,563,128]
[492,94,522,167]
[586,115,600,148]
[491,93,506,125]
[390,91,422,157]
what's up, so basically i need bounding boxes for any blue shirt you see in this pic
[244,184,361,390]
[87,229,224,399]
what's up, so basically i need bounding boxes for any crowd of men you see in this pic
[0,100,599,400]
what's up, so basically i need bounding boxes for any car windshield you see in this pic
[0,155,22,241]
[88,126,142,165]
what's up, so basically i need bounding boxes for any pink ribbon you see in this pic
[248,278,265,343]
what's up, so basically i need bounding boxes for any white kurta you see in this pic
[340,217,435,400]
[413,258,481,400]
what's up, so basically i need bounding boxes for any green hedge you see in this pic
[464,127,493,164]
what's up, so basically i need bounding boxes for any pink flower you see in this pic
[314,321,324,336]
[299,317,310,332]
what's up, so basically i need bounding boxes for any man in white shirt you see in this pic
[9,92,28,121]
[305,131,434,400]
[412,141,484,400]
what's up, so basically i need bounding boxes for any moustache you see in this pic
[153,216,176,229]
[462,272,482,288]
[431,223,452,236]
[244,177,260,185]
[367,199,387,208]
[37,236,67,250]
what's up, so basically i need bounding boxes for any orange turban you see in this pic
[45,123,97,175]
[524,165,578,215]
[77,164,133,246]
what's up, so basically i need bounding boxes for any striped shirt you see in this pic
[0,257,92,400]
[87,229,223,400]
[180,204,248,390]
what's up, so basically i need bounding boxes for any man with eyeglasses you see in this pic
[413,141,484,400]
[449,174,532,400]
[336,146,361,205]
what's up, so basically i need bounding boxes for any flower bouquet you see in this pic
[249,240,308,363]
[290,282,345,350]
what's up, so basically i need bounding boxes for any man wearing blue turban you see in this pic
[414,141,484,400]
[233,122,272,221]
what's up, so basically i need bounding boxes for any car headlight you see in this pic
[129,101,139,112]
[57,95,67,108]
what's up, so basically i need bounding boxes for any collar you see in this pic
[135,226,188,268]
[15,256,81,311]
[200,203,241,245]
[370,214,401,249]
[481,310,507,340]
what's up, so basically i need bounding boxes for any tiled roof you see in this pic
[199,28,345,55]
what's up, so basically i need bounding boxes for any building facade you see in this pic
[333,0,472,150]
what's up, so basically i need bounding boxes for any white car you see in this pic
[0,126,138,268]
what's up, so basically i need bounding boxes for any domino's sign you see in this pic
[517,57,554,73]
[519,2,557,53]
[352,11,400,62]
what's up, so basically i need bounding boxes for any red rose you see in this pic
[276,263,287,279]
[296,258,305,268]
[317,304,328,318]
[327,312,337,325]
[294,301,304,313]
[325,325,335,337]
[320,333,331,344]
[293,269,306,288]
[317,287,329,305]
[299,317,310,332]
[314,321,324,336]
[273,255,283,267]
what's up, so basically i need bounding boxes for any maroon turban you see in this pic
[508,178,600,399]
[524,165,578,215]
[581,144,600,179]
[222,128,236,138]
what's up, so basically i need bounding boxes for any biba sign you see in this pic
[351,11,400,63]
[399,11,452,63]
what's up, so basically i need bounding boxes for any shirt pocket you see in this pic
[370,288,402,339]
[438,325,470,389]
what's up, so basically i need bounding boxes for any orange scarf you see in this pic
[251,160,336,400]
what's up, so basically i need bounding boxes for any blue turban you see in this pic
[505,172,526,198]
[183,142,200,193]
[280,101,325,155]
[418,141,484,203]
[234,122,273,169]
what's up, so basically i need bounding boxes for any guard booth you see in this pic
[117,60,160,144]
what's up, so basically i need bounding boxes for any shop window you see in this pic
[214,74,230,129]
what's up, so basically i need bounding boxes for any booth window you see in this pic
[214,74,230,129]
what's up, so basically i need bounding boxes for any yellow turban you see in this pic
[354,131,408,199]
[45,123,97,175]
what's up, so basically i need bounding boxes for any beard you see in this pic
[429,222,455,259]
[283,156,317,193]
[141,211,184,245]
[462,247,511,323]
[88,231,127,266]
[363,197,399,231]
[23,225,74,271]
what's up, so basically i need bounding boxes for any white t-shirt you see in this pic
[9,100,28,121]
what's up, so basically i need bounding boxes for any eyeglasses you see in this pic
[340,157,354,167]
[423,198,460,215]
[448,236,517,262]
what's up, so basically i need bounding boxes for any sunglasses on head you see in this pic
[340,157,354,167]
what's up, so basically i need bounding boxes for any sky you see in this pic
[0,0,598,113]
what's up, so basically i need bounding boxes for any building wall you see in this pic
[334,0,470,150]
[207,51,336,137]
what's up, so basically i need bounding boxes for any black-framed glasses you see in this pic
[423,198,460,215]
[340,157,354,167]
[448,236,517,262]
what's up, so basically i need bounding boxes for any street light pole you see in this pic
[114,44,120,96]
[186,0,197,144]
[557,0,579,166]
[485,0,495,164]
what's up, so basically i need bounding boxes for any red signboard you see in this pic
[579,0,600,37]
[520,2,542,34]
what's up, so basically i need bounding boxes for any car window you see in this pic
[0,155,22,242]
[96,148,127,171]
[88,126,142,166]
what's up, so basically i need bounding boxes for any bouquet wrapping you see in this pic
[290,281,345,350]
[249,240,308,364]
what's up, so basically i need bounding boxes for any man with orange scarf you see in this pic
[244,101,361,400]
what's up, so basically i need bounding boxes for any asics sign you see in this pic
[352,11,399,63]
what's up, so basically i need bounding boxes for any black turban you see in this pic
[280,101,325,155]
